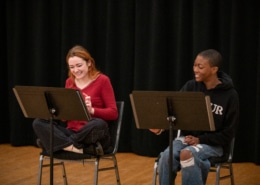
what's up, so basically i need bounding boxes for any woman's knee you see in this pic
[32,118,43,128]
[32,118,49,131]
[87,118,106,129]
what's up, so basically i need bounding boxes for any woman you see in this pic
[33,45,118,155]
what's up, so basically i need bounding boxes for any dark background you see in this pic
[1,0,260,164]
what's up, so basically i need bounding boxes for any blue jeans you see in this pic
[158,136,223,185]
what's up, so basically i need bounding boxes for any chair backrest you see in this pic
[227,137,235,162]
[106,101,124,154]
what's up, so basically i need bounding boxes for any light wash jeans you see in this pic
[158,136,223,185]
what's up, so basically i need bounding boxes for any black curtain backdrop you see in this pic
[1,0,260,164]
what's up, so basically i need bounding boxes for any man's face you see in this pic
[193,55,217,82]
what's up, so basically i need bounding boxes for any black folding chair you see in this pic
[37,101,124,185]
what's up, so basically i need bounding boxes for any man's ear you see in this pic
[212,66,219,73]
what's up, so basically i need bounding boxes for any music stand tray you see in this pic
[13,85,91,121]
[130,90,215,131]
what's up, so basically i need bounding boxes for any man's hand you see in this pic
[149,129,161,134]
[184,135,200,146]
[149,129,164,135]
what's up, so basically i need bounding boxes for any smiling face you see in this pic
[193,55,218,83]
[68,56,91,80]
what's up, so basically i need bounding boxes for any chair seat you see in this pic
[209,153,229,164]
[40,146,114,160]
[40,150,93,160]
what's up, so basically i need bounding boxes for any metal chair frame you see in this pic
[209,138,235,185]
[37,101,124,185]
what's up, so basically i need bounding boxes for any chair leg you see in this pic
[229,163,235,185]
[37,155,68,185]
[215,162,235,185]
[37,155,44,185]
[152,161,158,185]
[94,158,100,185]
[111,155,121,185]
[215,164,221,185]
[60,161,68,185]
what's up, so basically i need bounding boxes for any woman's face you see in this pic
[68,56,90,80]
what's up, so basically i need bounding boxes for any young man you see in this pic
[150,49,239,185]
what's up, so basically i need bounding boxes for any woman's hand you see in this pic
[82,93,94,114]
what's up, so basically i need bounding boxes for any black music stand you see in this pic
[13,85,91,185]
[130,91,215,185]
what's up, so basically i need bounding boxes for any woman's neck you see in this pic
[75,74,100,89]
[75,76,93,89]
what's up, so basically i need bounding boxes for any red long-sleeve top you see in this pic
[65,74,118,131]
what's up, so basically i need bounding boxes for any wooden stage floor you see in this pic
[0,144,259,185]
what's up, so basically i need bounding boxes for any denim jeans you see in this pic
[158,136,223,185]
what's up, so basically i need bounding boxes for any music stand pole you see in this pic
[48,111,55,185]
[166,97,176,185]
[167,115,176,185]
[45,92,56,185]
